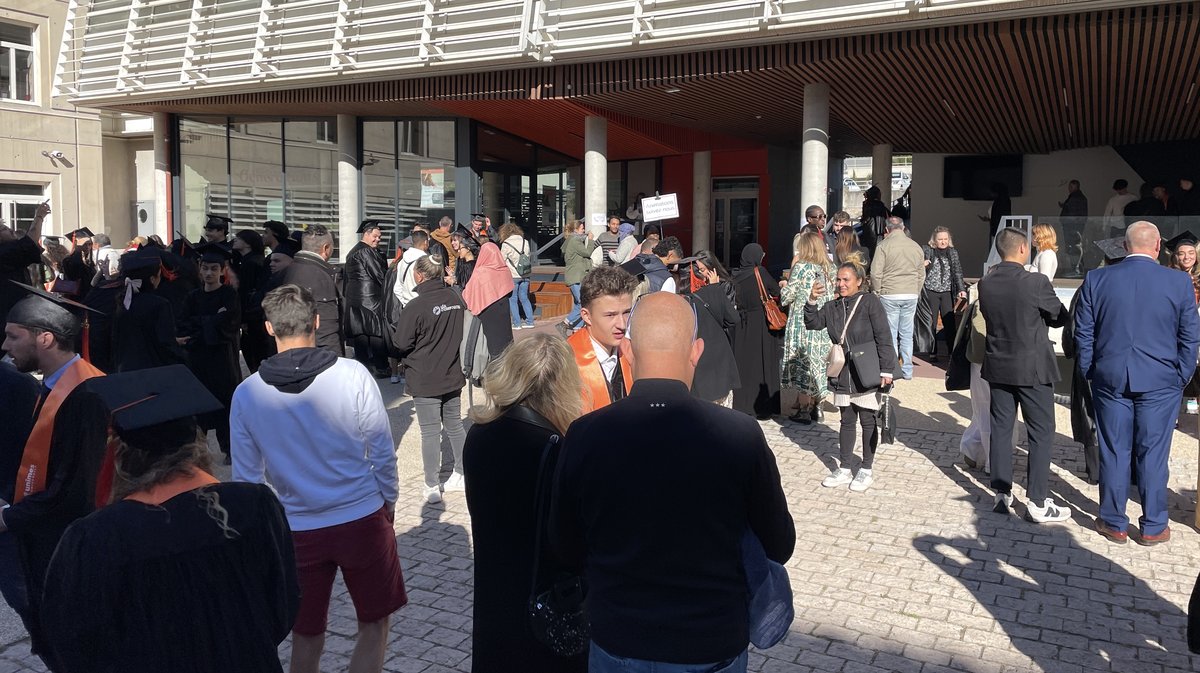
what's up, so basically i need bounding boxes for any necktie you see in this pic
[32,383,51,421]
[609,358,625,403]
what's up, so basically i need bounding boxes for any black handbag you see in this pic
[527,433,590,656]
[877,390,897,444]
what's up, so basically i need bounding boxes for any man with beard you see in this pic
[342,220,389,376]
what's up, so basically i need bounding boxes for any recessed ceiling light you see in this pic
[664,87,682,94]
[755,115,762,119]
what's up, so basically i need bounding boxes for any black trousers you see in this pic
[351,334,389,373]
[989,382,1055,503]
[923,289,955,354]
[839,403,878,470]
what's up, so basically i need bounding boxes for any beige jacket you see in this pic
[870,232,926,295]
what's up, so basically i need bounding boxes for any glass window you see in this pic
[0,182,46,235]
[228,119,284,234]
[284,120,338,250]
[0,22,35,102]
[363,120,456,259]
[179,116,230,242]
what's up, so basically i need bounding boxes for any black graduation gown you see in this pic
[342,242,387,339]
[157,264,200,333]
[462,409,587,673]
[1063,287,1101,483]
[0,236,42,326]
[112,291,185,372]
[0,362,38,502]
[42,482,300,673]
[180,285,243,429]
[235,252,272,372]
[4,386,109,659]
[61,249,96,299]
[687,282,741,402]
[731,266,783,418]
[81,280,122,374]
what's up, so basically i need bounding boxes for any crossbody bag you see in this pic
[826,295,864,378]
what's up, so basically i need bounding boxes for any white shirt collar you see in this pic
[590,336,618,382]
[1125,253,1154,260]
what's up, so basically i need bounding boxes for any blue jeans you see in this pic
[509,278,534,327]
[566,283,582,326]
[879,295,917,380]
[590,643,748,673]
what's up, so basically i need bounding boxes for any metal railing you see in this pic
[55,0,1127,103]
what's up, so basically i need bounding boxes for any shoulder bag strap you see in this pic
[837,295,865,345]
[753,267,770,302]
[529,432,562,596]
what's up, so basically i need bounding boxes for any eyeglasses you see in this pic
[808,214,827,220]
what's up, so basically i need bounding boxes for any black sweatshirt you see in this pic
[551,379,795,663]
[392,278,466,397]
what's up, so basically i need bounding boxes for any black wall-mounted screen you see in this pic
[943,155,1023,200]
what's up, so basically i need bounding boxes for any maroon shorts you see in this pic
[291,507,408,636]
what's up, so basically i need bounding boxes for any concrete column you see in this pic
[152,111,171,240]
[337,114,359,259]
[872,143,893,208]
[584,116,608,237]
[692,151,712,253]
[800,82,830,214]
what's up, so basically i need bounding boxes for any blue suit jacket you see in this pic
[1074,255,1200,393]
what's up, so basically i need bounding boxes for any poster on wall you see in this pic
[420,167,444,208]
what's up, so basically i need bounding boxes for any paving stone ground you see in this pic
[3,372,1200,673]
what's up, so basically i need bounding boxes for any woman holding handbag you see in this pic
[731,243,785,419]
[804,261,896,492]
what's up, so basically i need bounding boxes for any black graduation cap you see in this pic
[1093,237,1128,262]
[85,364,222,453]
[196,242,233,265]
[170,238,199,260]
[68,227,94,242]
[5,280,102,337]
[119,246,164,280]
[620,256,656,278]
[454,224,478,241]
[1164,230,1199,253]
[263,219,288,240]
[471,213,486,223]
[204,214,233,231]
[271,238,300,258]
[358,219,387,234]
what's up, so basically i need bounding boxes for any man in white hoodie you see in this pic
[393,229,430,309]
[231,284,405,673]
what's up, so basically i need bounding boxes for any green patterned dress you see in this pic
[780,261,835,397]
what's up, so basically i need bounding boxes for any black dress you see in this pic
[731,255,783,419]
[462,407,586,673]
[687,282,741,402]
[42,482,300,673]
[180,285,243,454]
[111,290,185,372]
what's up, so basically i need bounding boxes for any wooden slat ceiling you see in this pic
[122,3,1200,157]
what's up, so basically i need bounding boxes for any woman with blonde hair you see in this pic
[921,226,966,361]
[462,333,586,672]
[1028,223,1059,280]
[780,230,836,423]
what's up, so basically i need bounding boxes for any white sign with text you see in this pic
[641,194,679,222]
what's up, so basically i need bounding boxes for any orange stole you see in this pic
[15,358,105,503]
[567,328,632,414]
[125,469,219,506]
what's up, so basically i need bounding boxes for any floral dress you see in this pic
[780,261,835,397]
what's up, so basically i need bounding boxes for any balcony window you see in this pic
[0,22,34,103]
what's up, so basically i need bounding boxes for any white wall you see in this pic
[912,147,1139,276]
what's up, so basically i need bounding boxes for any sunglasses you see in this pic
[808,214,827,220]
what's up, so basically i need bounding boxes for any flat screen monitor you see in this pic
[943,155,1023,200]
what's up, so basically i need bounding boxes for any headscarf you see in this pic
[618,222,635,242]
[463,242,514,315]
[739,243,765,268]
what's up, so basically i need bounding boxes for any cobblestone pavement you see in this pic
[3,375,1200,672]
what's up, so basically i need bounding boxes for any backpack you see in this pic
[504,240,532,277]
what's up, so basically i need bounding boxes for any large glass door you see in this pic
[712,179,759,269]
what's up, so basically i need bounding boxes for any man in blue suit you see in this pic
[1074,221,1200,545]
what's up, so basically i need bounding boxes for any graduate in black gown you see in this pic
[41,365,300,673]
[232,230,272,372]
[158,238,201,332]
[111,246,185,372]
[179,244,242,461]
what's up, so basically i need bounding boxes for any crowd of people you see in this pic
[4,188,1200,672]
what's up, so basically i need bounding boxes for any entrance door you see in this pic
[712,178,759,269]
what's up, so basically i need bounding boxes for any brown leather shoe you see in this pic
[1094,519,1128,544]
[1134,527,1171,546]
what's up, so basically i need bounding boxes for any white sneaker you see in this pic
[849,469,874,492]
[821,468,853,488]
[443,471,466,492]
[993,492,1015,515]
[1026,498,1071,523]
[389,374,401,384]
[422,484,442,504]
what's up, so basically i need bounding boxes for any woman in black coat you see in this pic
[688,250,740,404]
[731,243,783,419]
[341,225,389,375]
[462,334,586,673]
[804,261,896,492]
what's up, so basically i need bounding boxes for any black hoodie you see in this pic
[258,347,338,394]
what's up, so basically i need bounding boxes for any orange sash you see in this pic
[124,469,219,506]
[567,328,632,414]
[14,358,105,503]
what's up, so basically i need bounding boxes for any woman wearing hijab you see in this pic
[464,242,515,359]
[731,243,784,419]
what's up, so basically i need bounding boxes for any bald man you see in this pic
[1074,221,1200,545]
[551,292,795,672]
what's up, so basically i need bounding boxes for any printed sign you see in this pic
[641,193,679,222]
[420,168,444,208]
